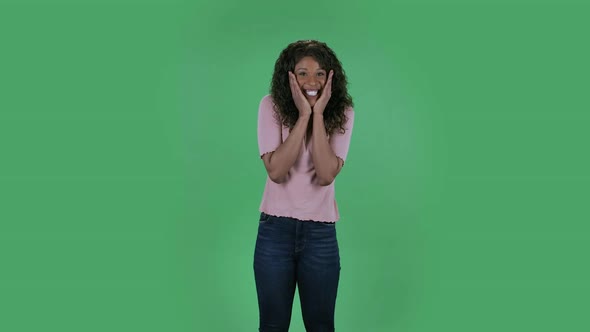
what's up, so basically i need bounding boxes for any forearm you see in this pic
[266,114,310,182]
[311,113,340,185]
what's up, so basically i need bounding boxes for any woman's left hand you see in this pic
[313,70,333,115]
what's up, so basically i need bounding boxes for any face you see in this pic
[294,56,327,107]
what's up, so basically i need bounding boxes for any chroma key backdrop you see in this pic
[1,0,589,331]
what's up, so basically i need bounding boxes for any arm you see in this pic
[261,71,314,183]
[311,113,343,186]
[309,69,345,186]
[262,114,310,183]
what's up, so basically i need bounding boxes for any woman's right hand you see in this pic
[288,71,312,118]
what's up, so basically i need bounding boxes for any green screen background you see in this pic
[1,0,588,331]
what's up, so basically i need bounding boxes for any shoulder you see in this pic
[258,94,282,126]
[344,106,354,124]
[260,94,276,107]
[345,105,354,115]
[259,94,278,115]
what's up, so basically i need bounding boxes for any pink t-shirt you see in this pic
[257,94,354,222]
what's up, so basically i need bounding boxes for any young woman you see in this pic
[254,40,354,332]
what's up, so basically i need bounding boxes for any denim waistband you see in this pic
[260,212,335,224]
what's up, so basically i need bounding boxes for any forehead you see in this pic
[295,56,325,70]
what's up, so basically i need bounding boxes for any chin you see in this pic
[307,98,318,108]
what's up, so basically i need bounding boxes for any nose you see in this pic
[307,76,319,87]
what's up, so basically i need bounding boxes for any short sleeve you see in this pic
[330,107,354,163]
[257,95,282,158]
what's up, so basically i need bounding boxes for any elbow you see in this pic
[269,171,287,184]
[317,175,335,186]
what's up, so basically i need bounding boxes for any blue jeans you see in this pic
[253,212,341,332]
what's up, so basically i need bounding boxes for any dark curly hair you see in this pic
[270,40,354,136]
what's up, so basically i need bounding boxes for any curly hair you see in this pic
[270,40,353,136]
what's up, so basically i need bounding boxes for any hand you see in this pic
[289,71,312,117]
[312,70,333,115]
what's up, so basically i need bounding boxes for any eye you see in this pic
[298,72,306,76]
[318,72,326,76]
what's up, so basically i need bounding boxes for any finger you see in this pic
[289,72,307,106]
[290,72,303,98]
[326,70,334,90]
[288,72,298,96]
[290,72,305,99]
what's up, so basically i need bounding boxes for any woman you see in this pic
[254,40,354,332]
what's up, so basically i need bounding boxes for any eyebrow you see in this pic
[295,68,326,71]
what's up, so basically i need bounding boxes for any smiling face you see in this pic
[294,56,327,107]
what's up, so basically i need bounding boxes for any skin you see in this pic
[262,56,344,186]
[292,56,327,110]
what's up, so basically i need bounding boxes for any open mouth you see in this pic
[304,89,320,97]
